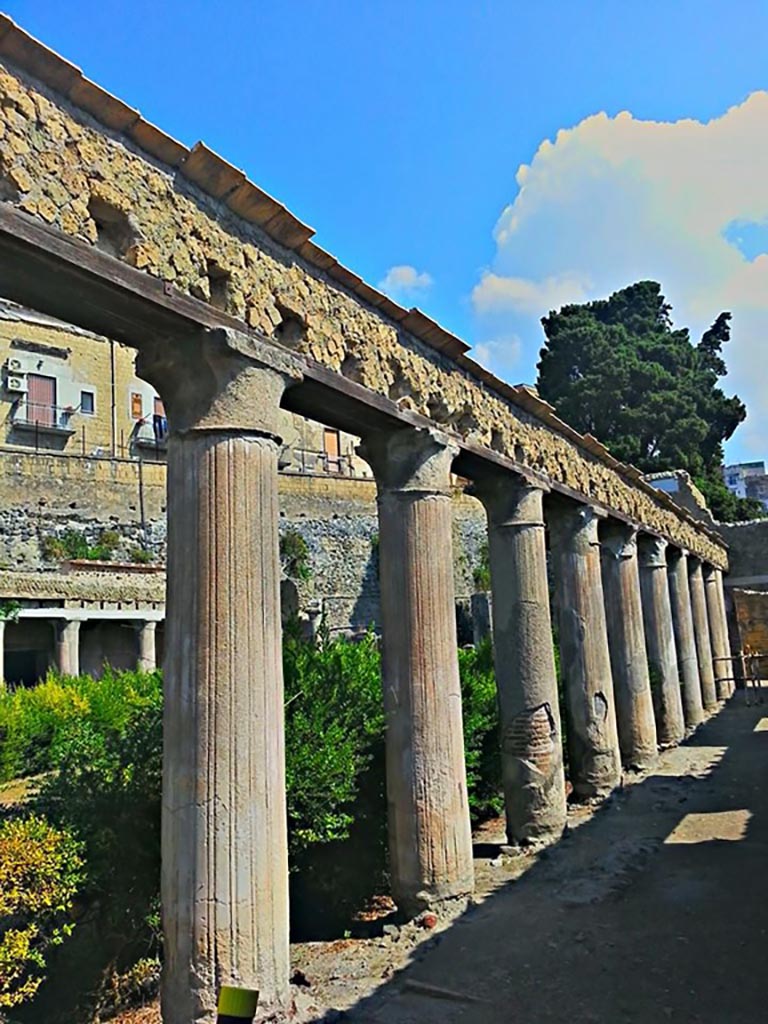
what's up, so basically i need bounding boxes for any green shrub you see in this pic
[40,529,121,564]
[283,624,383,855]
[129,547,155,564]
[280,529,312,581]
[472,541,491,592]
[0,668,162,783]
[458,638,503,821]
[0,814,83,1008]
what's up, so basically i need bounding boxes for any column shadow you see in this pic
[305,698,768,1024]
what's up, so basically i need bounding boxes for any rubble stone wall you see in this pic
[0,456,487,631]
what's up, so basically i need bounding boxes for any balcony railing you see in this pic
[11,402,76,437]
[289,447,354,475]
[133,417,169,451]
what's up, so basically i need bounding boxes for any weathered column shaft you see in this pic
[667,549,705,729]
[638,536,685,746]
[715,570,735,697]
[139,330,301,1023]
[55,619,80,676]
[688,559,718,709]
[549,503,621,799]
[137,620,157,672]
[473,475,566,844]
[600,522,658,770]
[360,428,474,914]
[704,565,732,701]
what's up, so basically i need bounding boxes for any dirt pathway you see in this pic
[343,698,768,1024]
[115,697,767,1023]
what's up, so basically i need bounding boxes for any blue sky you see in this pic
[6,0,768,462]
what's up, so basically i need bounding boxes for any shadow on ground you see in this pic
[323,698,768,1024]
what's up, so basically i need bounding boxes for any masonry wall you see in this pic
[732,589,768,655]
[0,449,486,632]
[718,520,768,588]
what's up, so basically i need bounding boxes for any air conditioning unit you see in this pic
[6,376,26,392]
[7,357,23,373]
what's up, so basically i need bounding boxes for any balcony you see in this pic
[132,417,168,453]
[11,402,76,438]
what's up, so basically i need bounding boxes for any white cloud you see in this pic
[474,334,522,372]
[473,271,592,316]
[378,264,433,301]
[471,92,768,461]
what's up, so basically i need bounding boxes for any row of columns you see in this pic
[0,617,159,680]
[151,334,735,1023]
[55,618,158,676]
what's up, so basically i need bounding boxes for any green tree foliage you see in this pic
[537,281,763,521]
[0,815,83,1008]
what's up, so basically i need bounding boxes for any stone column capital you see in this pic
[637,533,668,567]
[357,426,458,495]
[136,327,303,437]
[468,471,548,528]
[601,519,639,561]
[667,546,689,565]
[548,501,606,551]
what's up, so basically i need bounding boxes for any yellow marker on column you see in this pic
[217,985,259,1023]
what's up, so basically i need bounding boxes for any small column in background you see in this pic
[667,548,705,729]
[688,558,718,709]
[600,520,658,770]
[549,502,622,800]
[638,536,685,746]
[704,564,732,701]
[137,620,158,672]
[55,619,81,677]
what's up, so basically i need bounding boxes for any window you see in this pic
[26,374,56,427]
[153,396,165,417]
[131,392,143,419]
[323,428,342,473]
[80,390,95,415]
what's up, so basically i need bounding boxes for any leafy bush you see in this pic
[129,547,155,565]
[283,624,383,855]
[280,529,312,581]
[0,668,162,783]
[458,638,502,821]
[472,540,491,592]
[0,815,83,1008]
[41,529,121,563]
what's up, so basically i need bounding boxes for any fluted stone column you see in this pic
[667,548,705,729]
[688,558,718,709]
[548,502,621,800]
[358,427,474,914]
[137,621,157,672]
[704,564,732,701]
[638,536,685,746]
[599,521,658,770]
[138,329,302,1023]
[55,619,80,676]
[472,473,566,844]
[715,569,735,697]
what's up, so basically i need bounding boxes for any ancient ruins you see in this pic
[0,16,736,1023]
